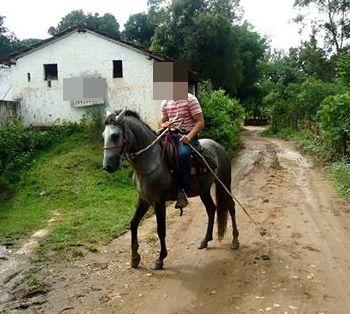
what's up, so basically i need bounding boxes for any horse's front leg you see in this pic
[150,202,167,270]
[130,198,150,268]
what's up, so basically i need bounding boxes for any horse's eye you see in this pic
[111,133,119,142]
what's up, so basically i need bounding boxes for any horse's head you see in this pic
[102,109,127,173]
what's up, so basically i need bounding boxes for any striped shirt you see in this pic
[161,93,202,132]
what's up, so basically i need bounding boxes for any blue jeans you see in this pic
[171,131,200,193]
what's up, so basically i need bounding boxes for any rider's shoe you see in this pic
[175,189,188,209]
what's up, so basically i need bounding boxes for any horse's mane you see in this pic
[104,109,156,135]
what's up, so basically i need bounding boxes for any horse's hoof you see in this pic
[197,239,208,249]
[231,239,239,250]
[131,254,141,268]
[150,260,163,270]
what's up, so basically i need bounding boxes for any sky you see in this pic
[1,0,310,50]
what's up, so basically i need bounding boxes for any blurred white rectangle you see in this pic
[63,77,107,104]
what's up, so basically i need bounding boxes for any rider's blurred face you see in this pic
[153,61,188,101]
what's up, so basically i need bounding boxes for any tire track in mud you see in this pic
[2,126,350,314]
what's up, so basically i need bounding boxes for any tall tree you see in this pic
[122,13,156,47]
[297,34,336,80]
[48,10,120,36]
[148,0,258,96]
[0,16,19,58]
[235,21,268,101]
[294,0,350,53]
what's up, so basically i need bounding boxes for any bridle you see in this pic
[102,120,129,158]
[102,117,171,176]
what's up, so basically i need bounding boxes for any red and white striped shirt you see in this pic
[161,93,202,132]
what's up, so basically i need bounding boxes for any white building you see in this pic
[0,65,12,101]
[2,26,199,127]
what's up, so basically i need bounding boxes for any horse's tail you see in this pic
[215,150,232,241]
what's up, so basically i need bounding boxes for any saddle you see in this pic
[163,134,217,177]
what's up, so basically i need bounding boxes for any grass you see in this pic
[0,132,138,261]
[327,162,350,203]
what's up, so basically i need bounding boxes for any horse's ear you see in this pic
[115,107,127,122]
[106,110,111,117]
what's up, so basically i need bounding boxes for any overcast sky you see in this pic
[1,0,309,50]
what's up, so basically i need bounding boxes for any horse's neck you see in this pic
[127,119,163,171]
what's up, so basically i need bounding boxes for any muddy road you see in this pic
[2,127,350,313]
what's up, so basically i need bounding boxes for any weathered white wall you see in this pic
[0,65,12,101]
[11,30,162,127]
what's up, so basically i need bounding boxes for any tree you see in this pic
[294,0,350,53]
[18,38,42,48]
[235,22,268,102]
[206,0,242,23]
[260,50,307,86]
[338,50,350,85]
[148,0,266,97]
[0,16,19,57]
[318,92,350,157]
[297,34,336,80]
[122,13,156,47]
[48,10,120,36]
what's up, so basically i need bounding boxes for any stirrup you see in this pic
[175,190,188,216]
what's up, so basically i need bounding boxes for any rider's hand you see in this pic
[161,121,171,129]
[181,135,192,144]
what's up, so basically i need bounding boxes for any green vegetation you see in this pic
[0,131,137,261]
[199,89,244,156]
[0,120,81,192]
[318,92,350,159]
[328,163,350,202]
[0,107,137,261]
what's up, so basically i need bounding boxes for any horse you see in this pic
[102,109,239,270]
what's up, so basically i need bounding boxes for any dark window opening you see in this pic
[44,64,58,81]
[113,60,123,78]
[27,73,31,82]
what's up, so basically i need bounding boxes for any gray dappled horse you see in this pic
[102,109,239,270]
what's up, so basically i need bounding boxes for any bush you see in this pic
[328,162,350,202]
[296,79,346,123]
[199,89,244,155]
[0,120,81,191]
[80,105,105,140]
[317,92,350,159]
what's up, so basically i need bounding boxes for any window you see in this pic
[113,60,123,78]
[44,64,58,80]
[27,73,31,82]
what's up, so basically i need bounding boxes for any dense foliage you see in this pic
[199,89,244,155]
[318,92,350,159]
[0,121,81,191]
[124,0,267,103]
[48,10,120,36]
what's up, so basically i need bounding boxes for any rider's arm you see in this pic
[159,100,170,128]
[182,113,205,143]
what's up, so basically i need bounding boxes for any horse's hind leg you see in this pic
[150,202,167,270]
[198,191,216,249]
[130,198,150,268]
[227,199,239,250]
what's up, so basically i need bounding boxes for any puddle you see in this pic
[277,149,313,169]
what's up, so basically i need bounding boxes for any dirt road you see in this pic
[2,127,350,313]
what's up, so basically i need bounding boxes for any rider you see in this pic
[160,92,205,209]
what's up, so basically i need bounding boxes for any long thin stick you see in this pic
[187,142,258,226]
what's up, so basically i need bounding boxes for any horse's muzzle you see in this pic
[103,157,120,173]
